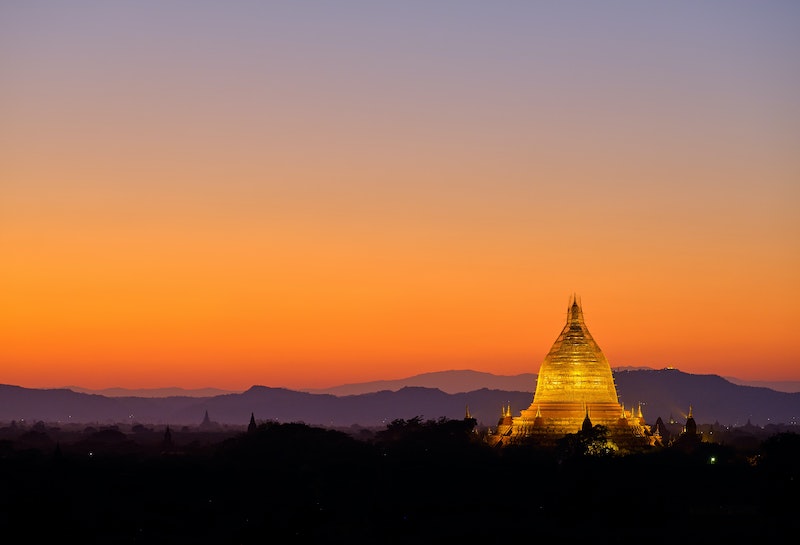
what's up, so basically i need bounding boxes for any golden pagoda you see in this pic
[490,296,653,448]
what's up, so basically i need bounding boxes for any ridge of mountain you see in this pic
[299,367,800,395]
[722,377,800,394]
[299,369,539,396]
[58,369,799,398]
[63,386,239,398]
[2,369,799,427]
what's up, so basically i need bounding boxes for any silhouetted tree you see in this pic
[759,431,800,479]
[556,424,617,460]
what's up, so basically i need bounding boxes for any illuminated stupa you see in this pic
[491,296,653,448]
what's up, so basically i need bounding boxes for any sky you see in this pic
[2,1,799,390]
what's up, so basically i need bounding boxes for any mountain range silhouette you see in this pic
[1,369,798,427]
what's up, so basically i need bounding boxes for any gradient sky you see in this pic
[2,2,799,390]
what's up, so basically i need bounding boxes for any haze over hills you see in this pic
[63,386,239,398]
[723,377,800,394]
[59,368,800,398]
[300,369,539,396]
[300,367,800,396]
[2,369,798,428]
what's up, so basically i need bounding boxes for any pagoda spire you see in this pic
[581,404,593,432]
[199,410,217,430]
[162,425,173,451]
[568,293,584,324]
[684,405,697,436]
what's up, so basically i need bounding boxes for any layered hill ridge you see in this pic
[2,369,798,427]
[56,369,800,398]
[300,369,539,396]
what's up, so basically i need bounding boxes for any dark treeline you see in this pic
[1,418,799,545]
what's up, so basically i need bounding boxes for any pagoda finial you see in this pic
[465,405,472,420]
[568,294,584,323]
[688,405,693,418]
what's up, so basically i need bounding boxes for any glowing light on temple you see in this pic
[490,296,655,448]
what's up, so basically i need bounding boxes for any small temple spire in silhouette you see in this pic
[684,405,697,436]
[248,412,257,433]
[199,410,218,431]
[581,404,593,432]
[464,405,472,420]
[673,405,701,451]
[162,425,173,451]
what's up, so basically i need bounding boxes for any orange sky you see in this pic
[2,3,799,390]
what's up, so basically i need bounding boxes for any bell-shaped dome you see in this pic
[532,296,619,405]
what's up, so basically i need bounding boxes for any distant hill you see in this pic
[723,377,800,394]
[64,386,240,398]
[59,369,799,399]
[2,369,799,428]
[175,370,800,428]
[301,369,538,395]
[301,367,800,396]
[0,384,205,425]
[613,369,800,427]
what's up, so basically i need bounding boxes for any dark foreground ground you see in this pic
[1,419,798,545]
